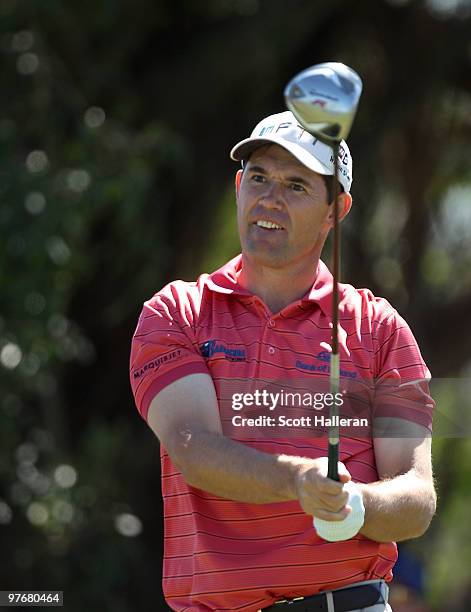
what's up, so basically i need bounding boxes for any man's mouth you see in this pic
[254,220,284,230]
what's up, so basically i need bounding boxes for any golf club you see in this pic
[284,62,363,482]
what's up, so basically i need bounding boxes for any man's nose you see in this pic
[261,180,284,207]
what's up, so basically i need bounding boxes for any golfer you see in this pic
[130,111,436,611]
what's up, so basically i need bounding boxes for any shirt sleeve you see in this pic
[372,307,434,432]
[129,290,209,422]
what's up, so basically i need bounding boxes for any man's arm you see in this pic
[357,418,436,542]
[147,373,352,521]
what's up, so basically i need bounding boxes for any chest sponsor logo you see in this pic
[199,340,246,362]
[296,351,357,378]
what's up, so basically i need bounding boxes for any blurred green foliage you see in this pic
[1,1,471,610]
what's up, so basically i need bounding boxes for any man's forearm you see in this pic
[169,429,309,504]
[358,471,436,542]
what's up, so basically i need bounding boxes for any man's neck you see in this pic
[237,254,320,314]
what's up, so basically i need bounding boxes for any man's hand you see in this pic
[294,457,353,521]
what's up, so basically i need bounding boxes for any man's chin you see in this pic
[242,246,290,269]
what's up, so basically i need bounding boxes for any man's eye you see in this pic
[290,183,305,192]
[251,174,265,183]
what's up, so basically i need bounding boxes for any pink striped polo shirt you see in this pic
[130,255,433,612]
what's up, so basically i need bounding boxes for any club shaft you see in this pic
[328,142,341,482]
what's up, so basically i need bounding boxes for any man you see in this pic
[130,111,436,612]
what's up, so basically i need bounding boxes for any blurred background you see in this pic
[1,0,471,610]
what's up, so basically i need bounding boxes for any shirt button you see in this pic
[268,347,275,355]
[268,319,275,327]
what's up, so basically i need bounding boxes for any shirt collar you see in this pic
[205,254,250,296]
[305,259,334,308]
[205,254,347,316]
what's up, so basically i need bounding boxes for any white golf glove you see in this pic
[313,480,365,542]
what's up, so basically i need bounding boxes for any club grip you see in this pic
[328,442,339,481]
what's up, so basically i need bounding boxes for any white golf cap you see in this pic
[230,110,352,193]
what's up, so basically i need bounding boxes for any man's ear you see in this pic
[326,192,353,226]
[235,169,243,197]
[339,192,352,221]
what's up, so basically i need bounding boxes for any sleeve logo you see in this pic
[133,349,182,379]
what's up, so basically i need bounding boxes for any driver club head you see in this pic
[284,62,363,143]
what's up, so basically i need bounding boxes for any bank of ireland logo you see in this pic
[315,350,331,363]
[296,350,357,379]
[200,340,246,362]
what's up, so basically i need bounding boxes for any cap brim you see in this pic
[230,135,333,178]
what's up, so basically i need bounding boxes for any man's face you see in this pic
[237,144,333,269]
